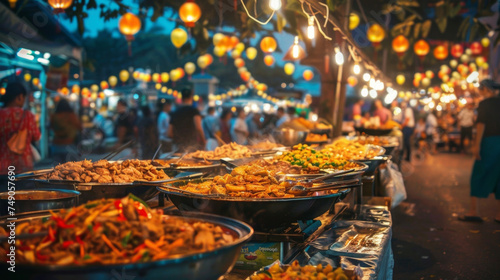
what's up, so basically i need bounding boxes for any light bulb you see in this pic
[353,63,361,75]
[361,87,368,97]
[369,89,378,99]
[292,36,299,58]
[363,73,370,82]
[269,0,282,11]
[334,47,344,65]
[307,17,315,39]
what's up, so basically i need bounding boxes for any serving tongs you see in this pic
[132,172,207,185]
[159,185,224,198]
[102,140,135,161]
[288,178,361,196]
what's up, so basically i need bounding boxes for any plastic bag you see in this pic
[380,160,407,208]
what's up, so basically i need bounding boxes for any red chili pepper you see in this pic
[47,226,56,242]
[133,201,149,218]
[114,200,127,221]
[36,251,49,261]
[62,240,75,249]
[51,216,74,229]
[64,210,77,222]
[132,244,146,254]
[75,235,84,245]
[93,222,101,231]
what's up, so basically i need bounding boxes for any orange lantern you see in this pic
[433,45,448,60]
[347,76,358,87]
[234,58,245,68]
[392,35,409,56]
[451,44,463,58]
[263,55,275,66]
[470,42,482,56]
[179,0,201,28]
[303,70,314,81]
[414,40,430,58]
[48,0,73,13]
[367,24,385,47]
[119,12,141,55]
[204,54,213,66]
[100,81,109,90]
[240,71,251,82]
[228,36,239,51]
[260,36,277,53]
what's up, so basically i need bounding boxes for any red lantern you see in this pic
[179,0,201,28]
[433,45,448,60]
[392,35,409,56]
[470,42,482,56]
[451,44,463,58]
[260,37,277,53]
[414,40,430,58]
[264,55,275,66]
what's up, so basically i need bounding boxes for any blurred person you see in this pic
[400,101,415,161]
[157,99,173,151]
[168,88,206,151]
[231,107,249,145]
[0,82,41,173]
[351,98,364,121]
[459,79,500,223]
[50,99,82,164]
[373,100,392,125]
[247,112,262,139]
[202,107,219,141]
[360,111,371,126]
[391,100,402,124]
[286,107,297,121]
[219,109,233,144]
[426,110,439,154]
[114,99,136,146]
[276,107,290,127]
[457,103,475,153]
[138,106,158,159]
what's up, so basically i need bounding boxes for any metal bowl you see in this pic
[273,128,309,146]
[0,189,80,216]
[0,212,253,280]
[158,178,351,231]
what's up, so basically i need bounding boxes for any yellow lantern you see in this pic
[235,42,245,53]
[230,50,241,59]
[481,37,490,48]
[160,72,170,83]
[197,56,208,69]
[421,77,431,87]
[60,87,69,95]
[213,33,224,46]
[349,13,360,30]
[100,81,109,90]
[171,28,188,48]
[184,62,196,76]
[152,73,160,83]
[193,95,200,102]
[71,84,80,93]
[482,62,489,70]
[234,58,245,68]
[303,70,314,81]
[396,74,405,85]
[367,24,385,46]
[108,76,118,87]
[155,83,162,90]
[118,12,141,41]
[284,63,295,75]
[179,0,201,28]
[425,70,434,79]
[246,47,257,60]
[48,0,73,13]
[32,77,40,86]
[90,84,99,92]
[450,59,458,69]
[90,92,98,100]
[214,46,226,57]
[81,87,90,97]
[23,73,31,82]
[161,86,167,93]
[119,70,129,82]
[0,87,6,95]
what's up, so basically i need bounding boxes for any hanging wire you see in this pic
[300,0,332,40]
[239,0,275,25]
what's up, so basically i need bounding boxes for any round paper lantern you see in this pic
[414,40,430,57]
[48,0,73,13]
[230,50,241,59]
[143,73,151,82]
[119,70,129,82]
[260,37,277,53]
[414,73,423,81]
[234,58,245,68]
[204,54,213,66]
[396,74,405,85]
[71,84,80,93]
[481,37,490,48]
[465,48,472,56]
[228,36,239,51]
[257,83,268,91]
[367,24,385,46]
[482,63,489,70]
[213,33,224,46]
[118,13,141,41]
[176,68,185,79]
[263,55,275,66]
[284,63,295,75]
[392,35,409,55]
[60,87,69,95]
[349,13,360,30]
[152,73,160,83]
[23,73,31,82]
[32,77,39,86]
[451,44,463,58]
[450,59,458,68]
[303,70,314,81]
[81,87,90,97]
[100,81,109,90]
[90,84,99,92]
[425,70,434,79]
[421,78,431,87]
[171,28,188,48]
[197,56,208,69]
[107,76,117,87]
[413,79,420,87]
[240,71,251,82]
[442,75,450,82]
[214,46,226,57]
[470,42,482,56]
[184,62,196,76]
[235,42,245,53]
[347,76,358,87]
[170,69,179,82]
[179,0,201,28]
[433,45,448,60]
[237,67,247,74]
[476,56,486,67]
[460,54,470,63]
[161,72,169,83]
[246,47,257,60]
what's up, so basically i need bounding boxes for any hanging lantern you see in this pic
[481,37,490,48]
[214,46,226,57]
[228,36,239,51]
[237,67,247,74]
[421,77,431,87]
[433,45,448,60]
[476,56,486,67]
[425,70,434,79]
[48,0,73,13]
[235,43,245,53]
[442,75,450,82]
[161,72,170,83]
[151,73,159,83]
[184,62,196,77]
[414,73,423,81]
[284,63,295,75]
[197,56,208,70]
[90,84,99,93]
[171,28,188,48]
[303,70,314,81]
[264,55,275,66]
[119,70,129,83]
[8,0,17,8]
[32,78,40,86]
[367,24,385,47]
[108,76,118,87]
[460,54,470,63]
[260,36,277,53]
[240,71,251,82]
[119,12,141,55]
[347,76,358,87]
[246,47,257,60]
[450,44,463,58]
[396,74,405,85]
[283,36,306,61]
[176,68,185,79]
[71,84,80,93]
[100,81,109,90]
[349,13,360,30]
[213,33,224,46]
[449,59,458,69]
[98,92,105,99]
[470,42,482,56]
[170,69,179,82]
[414,40,430,58]
[234,58,245,68]
[143,73,151,82]
[230,50,241,59]
[81,87,90,97]
[413,79,420,88]
[179,0,201,28]
[60,87,69,95]
[392,35,409,56]
[482,63,489,70]
[23,73,31,82]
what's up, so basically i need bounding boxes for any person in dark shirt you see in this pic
[114,99,136,146]
[219,109,233,144]
[459,79,500,223]
[168,89,206,151]
[138,106,158,159]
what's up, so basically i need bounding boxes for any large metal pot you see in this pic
[0,212,253,280]
[273,128,308,146]
[0,189,80,216]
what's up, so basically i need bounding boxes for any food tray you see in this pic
[246,260,361,280]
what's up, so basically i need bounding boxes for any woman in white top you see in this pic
[231,108,249,145]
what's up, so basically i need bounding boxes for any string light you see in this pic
[363,73,371,82]
[269,0,282,11]
[307,17,315,39]
[353,63,361,75]
[334,47,344,65]
[292,36,300,58]
[361,86,368,97]
[369,89,378,98]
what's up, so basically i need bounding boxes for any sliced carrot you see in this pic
[101,234,123,256]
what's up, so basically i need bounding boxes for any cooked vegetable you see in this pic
[249,261,356,280]
[276,144,360,171]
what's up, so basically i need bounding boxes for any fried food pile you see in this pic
[276,144,360,171]
[180,165,295,198]
[46,159,169,183]
[248,159,304,175]
[249,261,356,280]
[157,158,212,167]
[305,133,328,142]
[250,140,283,151]
[323,139,383,160]
[353,135,395,146]
[0,195,236,265]
[187,142,252,160]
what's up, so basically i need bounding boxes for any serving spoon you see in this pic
[288,178,361,196]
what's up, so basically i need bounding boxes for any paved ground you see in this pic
[392,153,500,279]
